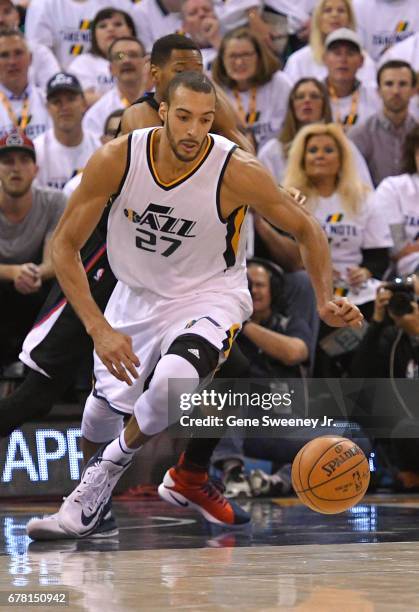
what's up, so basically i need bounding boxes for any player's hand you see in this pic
[93,325,140,385]
[318,298,364,329]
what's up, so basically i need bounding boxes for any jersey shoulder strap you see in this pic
[132,91,159,111]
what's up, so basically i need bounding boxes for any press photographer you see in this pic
[351,274,419,490]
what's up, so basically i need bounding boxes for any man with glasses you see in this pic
[0,30,50,140]
[83,37,147,138]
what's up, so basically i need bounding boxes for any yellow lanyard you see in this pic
[233,86,258,127]
[120,96,130,108]
[0,90,31,129]
[328,83,360,128]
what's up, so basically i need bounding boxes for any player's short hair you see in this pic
[150,34,201,67]
[163,71,215,105]
[377,60,417,88]
[108,36,145,61]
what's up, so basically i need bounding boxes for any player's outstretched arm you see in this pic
[51,137,140,384]
[222,150,363,329]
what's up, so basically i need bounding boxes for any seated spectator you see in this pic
[34,73,100,190]
[132,0,182,53]
[0,0,60,90]
[352,0,419,63]
[24,0,133,70]
[180,0,222,71]
[62,109,124,198]
[284,0,376,87]
[211,27,291,150]
[283,123,392,313]
[0,131,66,368]
[375,125,419,277]
[258,77,372,185]
[0,30,50,140]
[68,8,137,108]
[349,60,417,186]
[211,259,315,497]
[323,28,380,132]
[83,37,147,138]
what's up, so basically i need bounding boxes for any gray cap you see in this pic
[325,28,362,52]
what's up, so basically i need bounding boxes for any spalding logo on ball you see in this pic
[291,436,370,514]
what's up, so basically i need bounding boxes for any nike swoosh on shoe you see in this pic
[168,491,188,507]
[80,500,107,527]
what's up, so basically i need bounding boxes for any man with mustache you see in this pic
[83,36,147,138]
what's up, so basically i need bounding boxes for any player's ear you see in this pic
[159,101,168,124]
[150,63,160,85]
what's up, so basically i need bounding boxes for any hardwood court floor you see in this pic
[1,495,419,611]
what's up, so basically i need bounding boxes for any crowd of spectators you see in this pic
[1,0,418,497]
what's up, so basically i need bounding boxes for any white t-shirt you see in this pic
[34,128,101,189]
[329,84,381,133]
[353,0,419,62]
[0,83,50,140]
[223,70,292,150]
[68,54,113,95]
[25,0,133,70]
[258,137,373,187]
[218,0,312,33]
[310,191,392,275]
[82,86,129,137]
[284,45,377,86]
[132,0,182,53]
[374,173,419,275]
[28,42,61,91]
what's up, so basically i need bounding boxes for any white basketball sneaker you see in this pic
[26,500,118,540]
[57,446,131,537]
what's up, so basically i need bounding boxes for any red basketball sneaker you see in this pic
[158,453,251,526]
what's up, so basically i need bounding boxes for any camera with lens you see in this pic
[384,275,416,317]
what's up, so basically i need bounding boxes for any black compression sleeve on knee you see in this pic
[0,369,65,436]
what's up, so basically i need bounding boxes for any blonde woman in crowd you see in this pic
[284,0,376,86]
[283,123,391,313]
[258,77,372,185]
[211,27,291,151]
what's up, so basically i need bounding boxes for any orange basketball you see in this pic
[291,436,370,514]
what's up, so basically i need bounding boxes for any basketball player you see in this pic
[26,71,362,540]
[0,35,252,440]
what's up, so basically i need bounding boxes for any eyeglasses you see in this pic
[111,50,143,62]
[224,51,257,62]
[293,92,323,101]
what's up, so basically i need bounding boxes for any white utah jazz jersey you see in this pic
[107,127,248,299]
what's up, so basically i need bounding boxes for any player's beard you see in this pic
[166,117,206,163]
